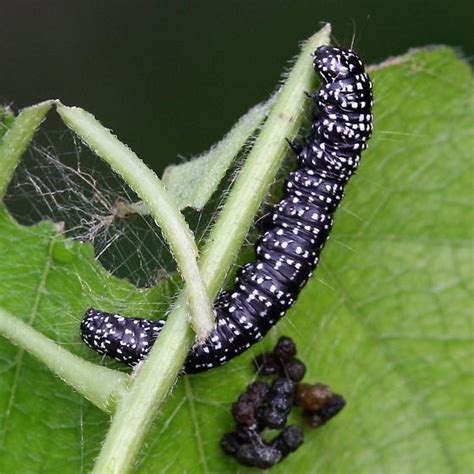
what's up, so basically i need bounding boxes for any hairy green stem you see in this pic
[0,101,53,199]
[0,307,128,413]
[56,104,214,341]
[93,24,331,474]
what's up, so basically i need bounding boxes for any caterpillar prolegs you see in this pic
[81,45,374,373]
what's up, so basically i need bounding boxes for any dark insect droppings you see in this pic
[274,336,298,362]
[231,381,270,427]
[254,353,281,376]
[272,425,305,457]
[222,335,346,468]
[285,358,306,382]
[296,383,334,411]
[302,394,346,428]
[235,442,282,469]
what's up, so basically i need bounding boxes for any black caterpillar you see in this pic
[81,45,374,373]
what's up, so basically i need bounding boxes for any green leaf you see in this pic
[0,101,53,198]
[0,106,15,144]
[162,100,272,211]
[0,46,472,473]
[0,208,174,471]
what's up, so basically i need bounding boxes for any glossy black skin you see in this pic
[81,45,374,372]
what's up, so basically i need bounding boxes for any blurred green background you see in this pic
[1,1,471,174]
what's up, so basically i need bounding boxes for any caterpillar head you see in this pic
[313,46,365,82]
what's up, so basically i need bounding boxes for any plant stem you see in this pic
[92,24,331,474]
[56,104,214,341]
[0,101,53,199]
[0,307,128,413]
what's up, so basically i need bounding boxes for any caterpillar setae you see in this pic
[81,45,374,373]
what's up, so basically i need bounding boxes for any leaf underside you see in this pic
[162,100,271,211]
[0,106,15,144]
[0,47,472,473]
